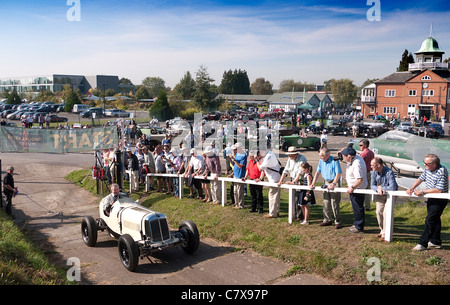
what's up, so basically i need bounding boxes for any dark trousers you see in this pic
[5,192,13,215]
[249,184,264,212]
[419,198,448,247]
[350,193,365,230]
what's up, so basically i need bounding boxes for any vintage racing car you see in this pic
[81,194,200,272]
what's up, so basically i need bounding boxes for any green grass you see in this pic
[0,209,72,285]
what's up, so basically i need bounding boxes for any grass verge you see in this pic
[0,209,73,285]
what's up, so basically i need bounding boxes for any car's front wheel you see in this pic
[179,220,200,254]
[118,234,139,272]
[81,216,98,247]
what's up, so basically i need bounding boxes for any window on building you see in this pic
[422,90,434,96]
[385,90,396,97]
[383,107,397,114]
[421,75,431,80]
[408,90,417,96]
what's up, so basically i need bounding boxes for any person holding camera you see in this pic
[310,148,343,229]
[341,147,368,233]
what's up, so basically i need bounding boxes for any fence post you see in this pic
[384,193,394,242]
[221,180,226,207]
[179,176,184,199]
[288,186,295,225]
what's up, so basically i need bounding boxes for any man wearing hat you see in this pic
[341,146,368,233]
[3,166,18,217]
[278,147,306,187]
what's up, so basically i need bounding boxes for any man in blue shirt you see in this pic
[310,148,343,229]
[370,157,398,241]
[229,143,248,209]
[407,154,448,251]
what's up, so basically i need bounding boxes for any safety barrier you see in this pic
[124,170,449,243]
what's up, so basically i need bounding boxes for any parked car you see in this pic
[279,134,321,151]
[81,193,200,272]
[396,122,413,133]
[418,123,445,138]
[1,109,15,118]
[104,109,131,118]
[47,114,68,123]
[80,107,105,118]
[7,111,24,120]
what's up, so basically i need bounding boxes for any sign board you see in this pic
[0,126,118,153]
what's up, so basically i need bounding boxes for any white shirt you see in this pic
[259,151,281,183]
[346,155,368,189]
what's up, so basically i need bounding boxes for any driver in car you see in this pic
[103,183,121,217]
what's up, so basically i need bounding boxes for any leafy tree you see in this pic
[63,86,82,112]
[149,90,173,121]
[192,65,217,110]
[6,90,21,105]
[135,86,151,100]
[328,78,358,106]
[173,71,196,100]
[397,49,415,72]
[119,77,133,85]
[218,69,251,94]
[141,76,167,98]
[278,80,315,92]
[250,77,273,95]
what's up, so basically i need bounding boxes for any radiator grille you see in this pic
[147,217,170,242]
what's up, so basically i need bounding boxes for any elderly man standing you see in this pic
[310,148,343,229]
[258,149,281,218]
[278,146,306,220]
[370,157,398,242]
[341,147,368,233]
[125,148,139,191]
[407,154,448,251]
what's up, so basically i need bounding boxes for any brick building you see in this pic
[361,36,450,121]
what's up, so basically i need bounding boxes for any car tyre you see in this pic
[179,220,200,254]
[281,142,290,152]
[118,234,139,272]
[81,216,98,247]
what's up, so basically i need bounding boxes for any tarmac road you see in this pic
[2,146,333,286]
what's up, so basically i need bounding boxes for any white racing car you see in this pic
[81,194,200,272]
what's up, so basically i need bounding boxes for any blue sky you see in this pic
[1,1,450,89]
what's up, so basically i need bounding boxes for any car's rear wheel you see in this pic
[81,216,98,247]
[179,220,200,254]
[118,234,139,272]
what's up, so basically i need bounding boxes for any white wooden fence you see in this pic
[125,171,449,243]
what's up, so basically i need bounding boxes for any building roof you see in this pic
[375,72,415,84]
[415,37,445,54]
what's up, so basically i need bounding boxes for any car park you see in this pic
[81,194,200,272]
[104,109,131,118]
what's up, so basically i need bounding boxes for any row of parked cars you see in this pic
[396,121,445,138]
[76,106,131,118]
